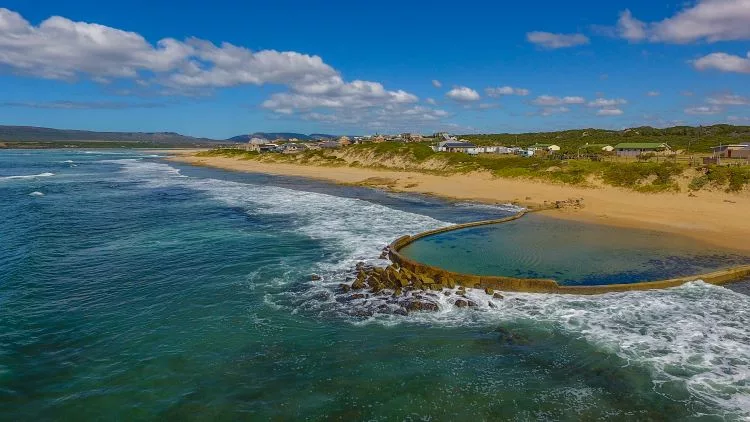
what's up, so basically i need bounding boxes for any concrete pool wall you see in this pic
[388,210,750,294]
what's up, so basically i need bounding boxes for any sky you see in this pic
[0,0,749,138]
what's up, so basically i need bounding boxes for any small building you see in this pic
[435,140,477,153]
[319,141,340,149]
[614,142,672,157]
[711,143,750,159]
[337,136,352,147]
[528,143,561,152]
[579,144,615,153]
[281,143,304,154]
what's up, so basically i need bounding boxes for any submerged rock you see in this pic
[405,300,439,312]
[493,292,505,300]
[310,274,322,281]
[339,283,351,293]
[485,287,494,295]
[455,299,468,308]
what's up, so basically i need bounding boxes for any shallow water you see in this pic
[400,214,750,286]
[1,150,749,420]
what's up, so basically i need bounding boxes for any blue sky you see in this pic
[1,0,749,138]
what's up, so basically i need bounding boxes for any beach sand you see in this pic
[167,152,750,253]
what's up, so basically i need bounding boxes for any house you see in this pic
[281,143,304,154]
[579,144,615,153]
[400,133,423,142]
[319,141,340,149]
[614,142,672,157]
[247,143,279,152]
[435,140,477,153]
[337,136,352,147]
[711,143,750,159]
[528,143,561,152]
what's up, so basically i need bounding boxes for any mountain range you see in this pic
[0,125,220,145]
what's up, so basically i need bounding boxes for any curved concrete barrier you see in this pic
[388,211,750,295]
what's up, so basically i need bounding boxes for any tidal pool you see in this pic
[399,213,750,286]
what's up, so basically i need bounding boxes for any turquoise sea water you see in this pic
[399,214,750,286]
[2,150,750,420]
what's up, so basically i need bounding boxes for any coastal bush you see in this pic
[698,166,750,192]
[600,161,683,192]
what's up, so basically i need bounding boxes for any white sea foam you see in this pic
[0,172,55,181]
[28,191,44,196]
[110,157,750,418]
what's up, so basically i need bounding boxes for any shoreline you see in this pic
[166,152,750,253]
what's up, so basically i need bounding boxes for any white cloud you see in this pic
[615,0,750,44]
[587,98,627,107]
[0,7,421,121]
[693,52,750,74]
[431,79,442,88]
[485,86,530,97]
[646,91,660,97]
[685,105,723,115]
[727,115,750,122]
[540,106,571,116]
[526,31,589,49]
[425,97,436,105]
[597,108,624,116]
[532,95,585,106]
[617,10,648,42]
[446,86,480,102]
[707,93,750,105]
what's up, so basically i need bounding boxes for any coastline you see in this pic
[166,152,750,253]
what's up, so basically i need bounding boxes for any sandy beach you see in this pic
[168,152,750,253]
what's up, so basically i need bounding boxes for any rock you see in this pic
[310,274,322,281]
[349,293,366,300]
[484,287,494,296]
[393,288,402,297]
[393,308,408,316]
[488,301,497,309]
[405,300,438,312]
[456,290,466,296]
[444,291,451,296]
[455,299,468,308]
[493,292,504,300]
[467,301,477,307]
[339,283,351,293]
[351,279,365,290]
[446,279,456,289]
[457,285,465,291]
[356,261,366,270]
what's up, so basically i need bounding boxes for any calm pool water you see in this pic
[399,213,750,286]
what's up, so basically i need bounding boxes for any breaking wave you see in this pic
[111,157,750,419]
[0,172,54,180]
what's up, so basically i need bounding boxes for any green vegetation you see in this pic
[689,166,750,192]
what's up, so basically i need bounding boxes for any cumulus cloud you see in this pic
[526,31,590,49]
[425,97,437,105]
[0,7,421,121]
[587,98,627,107]
[446,86,480,102]
[431,79,442,88]
[597,108,624,116]
[685,105,723,115]
[485,86,530,97]
[614,0,750,44]
[707,93,750,105]
[531,95,585,106]
[617,10,648,42]
[693,52,750,74]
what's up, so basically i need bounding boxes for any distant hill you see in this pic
[0,125,220,145]
[227,132,337,142]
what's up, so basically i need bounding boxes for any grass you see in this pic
[689,165,750,192]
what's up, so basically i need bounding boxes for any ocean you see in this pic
[1,149,749,421]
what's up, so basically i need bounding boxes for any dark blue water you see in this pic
[2,150,750,420]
